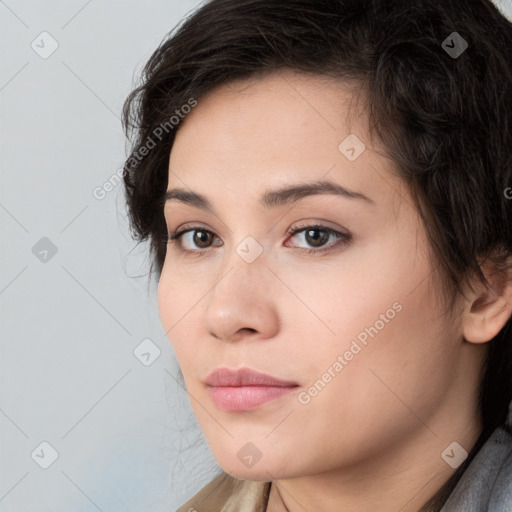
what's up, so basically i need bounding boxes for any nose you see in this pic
[204,246,280,343]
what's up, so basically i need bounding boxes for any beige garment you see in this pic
[177,473,271,512]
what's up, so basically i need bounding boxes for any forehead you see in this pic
[167,70,403,212]
[174,70,367,150]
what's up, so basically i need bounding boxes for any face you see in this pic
[157,70,464,481]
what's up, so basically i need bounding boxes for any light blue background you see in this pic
[1,0,511,510]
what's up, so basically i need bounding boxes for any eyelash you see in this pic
[164,223,352,257]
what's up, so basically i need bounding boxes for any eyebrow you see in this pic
[163,179,375,214]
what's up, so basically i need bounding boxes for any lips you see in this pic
[205,367,298,387]
[204,367,299,412]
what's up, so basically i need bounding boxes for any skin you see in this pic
[157,70,512,511]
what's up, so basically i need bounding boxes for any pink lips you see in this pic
[205,367,299,412]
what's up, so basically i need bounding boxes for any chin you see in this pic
[218,451,299,482]
[222,465,273,482]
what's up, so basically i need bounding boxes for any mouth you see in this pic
[204,367,299,412]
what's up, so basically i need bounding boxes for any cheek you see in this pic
[309,280,454,436]
[273,242,407,344]
[286,245,453,419]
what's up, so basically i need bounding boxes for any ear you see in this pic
[461,255,512,344]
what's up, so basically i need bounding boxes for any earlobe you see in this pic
[461,259,512,344]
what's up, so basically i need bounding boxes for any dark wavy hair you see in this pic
[122,0,512,509]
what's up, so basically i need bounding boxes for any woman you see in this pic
[121,0,512,510]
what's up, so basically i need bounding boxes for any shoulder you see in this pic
[441,412,512,511]
[176,472,237,512]
[176,472,271,512]
[487,422,512,510]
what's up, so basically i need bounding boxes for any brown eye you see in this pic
[303,229,330,247]
[286,224,352,254]
[166,227,222,253]
[192,230,215,249]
